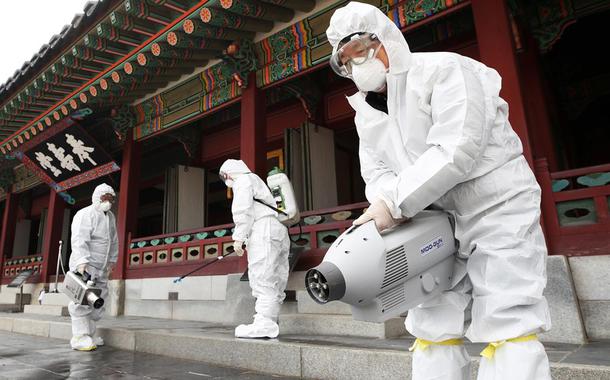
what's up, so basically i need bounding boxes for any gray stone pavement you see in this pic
[1,313,610,379]
[0,330,293,380]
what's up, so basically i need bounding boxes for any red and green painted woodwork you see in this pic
[149,41,222,62]
[124,60,195,80]
[41,72,81,88]
[51,63,93,82]
[218,0,294,22]
[126,203,367,276]
[12,97,50,114]
[124,0,176,25]
[137,51,209,69]
[61,55,105,73]
[255,0,465,87]
[149,0,199,13]
[1,103,37,120]
[83,34,131,56]
[18,94,54,111]
[100,72,168,94]
[2,99,38,118]
[101,82,159,99]
[26,83,68,100]
[535,159,610,256]
[197,5,273,33]
[132,69,242,139]
[72,46,116,66]
[96,23,144,48]
[1,255,43,285]
[180,18,254,41]
[265,0,315,12]
[514,0,610,52]
[32,79,74,96]
[110,10,159,37]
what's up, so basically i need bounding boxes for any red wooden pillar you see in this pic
[240,72,267,177]
[0,191,19,278]
[40,191,66,284]
[519,35,559,171]
[534,158,560,253]
[115,129,141,280]
[471,0,534,164]
[239,73,266,272]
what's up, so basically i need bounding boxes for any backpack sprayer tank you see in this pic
[266,168,300,226]
[305,210,457,323]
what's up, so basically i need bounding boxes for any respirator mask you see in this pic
[330,32,388,92]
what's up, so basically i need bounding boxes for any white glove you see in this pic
[233,241,245,256]
[353,198,400,232]
[77,264,88,275]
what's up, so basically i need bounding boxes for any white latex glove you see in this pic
[77,264,88,275]
[353,198,400,232]
[233,241,245,256]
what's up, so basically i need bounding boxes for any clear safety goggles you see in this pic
[100,193,115,204]
[330,33,382,78]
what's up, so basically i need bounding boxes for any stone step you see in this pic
[280,300,298,315]
[296,290,352,315]
[279,313,407,339]
[23,304,69,316]
[0,292,31,305]
[40,292,71,306]
[0,314,609,380]
[0,304,21,313]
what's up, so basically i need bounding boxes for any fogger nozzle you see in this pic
[86,291,104,309]
[305,261,346,304]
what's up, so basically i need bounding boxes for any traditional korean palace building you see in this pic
[0,0,609,342]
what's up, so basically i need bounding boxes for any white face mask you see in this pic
[97,201,112,212]
[225,178,234,188]
[351,58,387,93]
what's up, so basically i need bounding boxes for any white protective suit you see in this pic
[327,3,551,380]
[219,159,290,338]
[68,183,118,350]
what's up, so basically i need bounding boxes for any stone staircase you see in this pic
[279,290,408,339]
[23,292,70,316]
[1,313,609,380]
[0,290,31,313]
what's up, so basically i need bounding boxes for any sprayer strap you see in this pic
[253,198,288,216]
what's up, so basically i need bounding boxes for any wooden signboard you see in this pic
[12,109,120,204]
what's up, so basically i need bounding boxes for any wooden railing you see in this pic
[1,255,43,284]
[126,202,368,278]
[535,158,610,256]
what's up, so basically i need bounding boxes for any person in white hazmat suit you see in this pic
[68,183,118,351]
[219,159,290,338]
[327,3,551,379]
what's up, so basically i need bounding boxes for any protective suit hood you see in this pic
[219,159,251,183]
[326,2,412,75]
[91,183,115,208]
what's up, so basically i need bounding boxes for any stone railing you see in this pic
[535,159,610,256]
[126,202,368,278]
